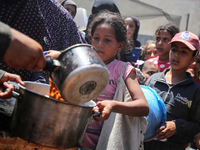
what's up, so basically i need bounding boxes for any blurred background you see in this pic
[58,0,200,45]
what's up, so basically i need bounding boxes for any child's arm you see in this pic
[124,70,149,116]
[45,50,61,59]
[94,70,149,122]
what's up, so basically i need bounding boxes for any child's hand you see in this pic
[45,50,61,59]
[156,121,176,140]
[93,100,114,122]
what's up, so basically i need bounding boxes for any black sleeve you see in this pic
[172,119,200,143]
[0,21,11,57]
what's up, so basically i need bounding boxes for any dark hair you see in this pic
[155,23,179,38]
[141,62,158,71]
[193,50,198,56]
[61,0,67,5]
[124,16,141,47]
[92,0,120,15]
[85,0,121,44]
[88,10,132,59]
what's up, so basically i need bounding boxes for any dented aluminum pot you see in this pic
[45,43,109,105]
[10,81,98,148]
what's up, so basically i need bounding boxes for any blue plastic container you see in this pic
[140,85,166,141]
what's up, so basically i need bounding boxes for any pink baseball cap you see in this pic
[169,31,200,52]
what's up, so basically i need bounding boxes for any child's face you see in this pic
[91,23,124,64]
[195,58,200,74]
[124,17,135,39]
[187,56,200,78]
[142,65,158,81]
[64,4,76,18]
[145,43,158,60]
[155,30,172,58]
[170,42,194,70]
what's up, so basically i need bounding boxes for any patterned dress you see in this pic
[0,0,82,81]
[0,0,83,131]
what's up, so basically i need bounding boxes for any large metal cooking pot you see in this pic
[45,43,109,105]
[10,81,97,148]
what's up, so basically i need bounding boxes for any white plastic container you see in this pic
[74,7,88,31]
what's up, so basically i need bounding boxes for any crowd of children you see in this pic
[79,5,200,149]
[1,0,200,150]
[144,31,200,150]
[78,1,200,149]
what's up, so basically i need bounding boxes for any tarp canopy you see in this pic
[70,0,182,43]
[72,0,181,27]
[60,0,183,44]
[118,0,181,27]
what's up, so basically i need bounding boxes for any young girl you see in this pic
[124,16,141,48]
[146,23,179,72]
[123,16,141,64]
[81,10,149,150]
[144,40,158,61]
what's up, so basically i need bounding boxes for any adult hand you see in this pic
[0,72,24,99]
[156,121,176,140]
[3,28,46,71]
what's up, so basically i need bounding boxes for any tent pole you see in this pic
[186,13,190,31]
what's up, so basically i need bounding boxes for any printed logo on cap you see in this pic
[180,32,190,41]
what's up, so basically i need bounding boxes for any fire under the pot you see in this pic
[48,78,64,101]
[0,133,91,150]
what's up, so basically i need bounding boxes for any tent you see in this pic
[61,0,181,26]
[70,0,182,44]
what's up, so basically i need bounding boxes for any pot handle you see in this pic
[3,88,20,99]
[88,111,101,125]
[43,57,61,72]
[11,90,20,99]
[11,82,24,99]
[92,111,101,117]
[3,81,21,99]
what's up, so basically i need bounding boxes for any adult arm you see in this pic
[0,21,46,71]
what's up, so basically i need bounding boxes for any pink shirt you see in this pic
[145,56,170,72]
[81,59,135,149]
